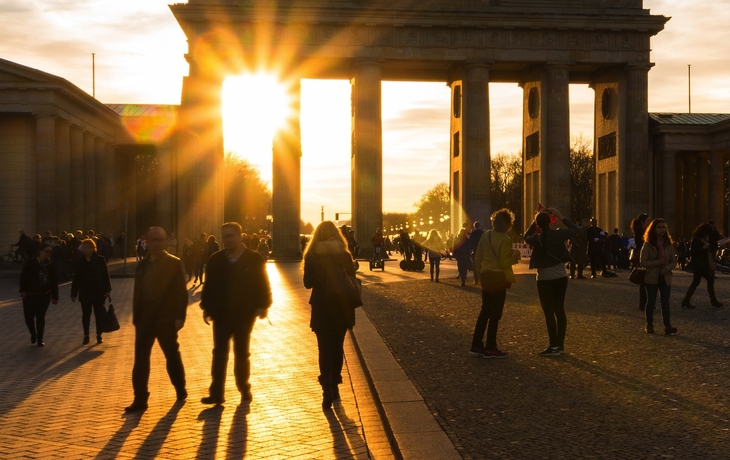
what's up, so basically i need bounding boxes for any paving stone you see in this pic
[0,263,396,459]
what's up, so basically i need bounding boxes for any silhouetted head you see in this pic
[535,211,551,231]
[491,208,515,233]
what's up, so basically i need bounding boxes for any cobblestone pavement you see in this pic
[0,263,391,459]
[362,263,730,459]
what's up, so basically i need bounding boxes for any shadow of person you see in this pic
[0,346,103,419]
[225,403,250,460]
[324,407,353,456]
[94,412,143,460]
[195,405,224,460]
[333,404,367,454]
[132,400,185,460]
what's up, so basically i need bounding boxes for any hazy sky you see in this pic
[1,0,728,226]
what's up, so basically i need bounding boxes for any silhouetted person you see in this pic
[569,219,588,279]
[19,243,59,346]
[681,223,723,309]
[468,221,485,284]
[12,229,32,261]
[125,227,189,413]
[192,232,208,285]
[200,222,272,405]
[71,239,111,345]
[303,221,361,409]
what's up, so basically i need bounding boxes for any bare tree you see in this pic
[224,153,272,233]
[411,183,450,233]
[570,134,594,221]
[491,153,524,230]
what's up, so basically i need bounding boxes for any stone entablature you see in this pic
[171,2,667,81]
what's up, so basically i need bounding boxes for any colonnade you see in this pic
[33,115,116,235]
[663,151,728,238]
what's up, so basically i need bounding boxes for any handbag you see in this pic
[629,267,646,285]
[100,296,120,333]
[481,231,509,293]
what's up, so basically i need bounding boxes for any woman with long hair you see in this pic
[681,223,723,308]
[71,239,112,344]
[640,219,678,334]
[524,207,579,356]
[19,243,59,346]
[303,221,361,409]
[631,213,650,310]
[470,209,520,358]
[424,229,445,282]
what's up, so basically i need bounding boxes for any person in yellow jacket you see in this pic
[470,209,520,358]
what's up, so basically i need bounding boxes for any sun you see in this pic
[222,73,291,181]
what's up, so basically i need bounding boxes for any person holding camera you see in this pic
[525,208,579,356]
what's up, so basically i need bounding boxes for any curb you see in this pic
[349,308,462,460]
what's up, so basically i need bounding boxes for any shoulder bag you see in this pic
[480,231,509,293]
[100,296,121,333]
[629,267,646,285]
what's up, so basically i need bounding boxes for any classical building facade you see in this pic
[650,113,730,238]
[170,0,668,255]
[0,57,178,251]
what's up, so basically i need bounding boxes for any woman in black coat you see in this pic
[71,239,112,344]
[303,221,360,409]
[681,223,723,309]
[19,243,59,346]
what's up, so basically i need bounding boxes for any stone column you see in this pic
[623,64,652,228]
[696,152,710,225]
[94,137,106,233]
[351,61,383,256]
[104,142,117,235]
[176,72,225,241]
[157,141,173,232]
[272,80,302,258]
[683,155,697,238]
[461,63,491,225]
[70,126,85,231]
[661,151,677,233]
[35,115,57,233]
[709,151,726,235]
[83,132,96,232]
[674,155,684,237]
[544,63,572,214]
[55,120,71,233]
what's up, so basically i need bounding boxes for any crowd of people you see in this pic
[12,209,727,412]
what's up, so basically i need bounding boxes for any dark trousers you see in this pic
[569,262,584,278]
[81,301,105,337]
[315,327,348,384]
[646,278,671,327]
[537,277,568,348]
[430,257,441,280]
[194,262,205,282]
[23,293,51,340]
[590,253,606,276]
[132,322,186,401]
[457,257,469,282]
[638,283,648,310]
[472,285,506,350]
[685,270,716,301]
[209,317,256,398]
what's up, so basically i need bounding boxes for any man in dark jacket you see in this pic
[586,218,615,278]
[569,219,588,279]
[124,227,189,413]
[200,222,272,405]
[468,222,485,284]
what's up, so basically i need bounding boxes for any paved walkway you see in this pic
[0,263,396,459]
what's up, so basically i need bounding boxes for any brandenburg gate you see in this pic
[170,0,667,257]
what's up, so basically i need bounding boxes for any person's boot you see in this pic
[709,287,724,307]
[645,324,654,334]
[664,325,678,335]
[124,392,149,413]
[681,286,697,309]
[319,374,334,409]
[332,375,343,401]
